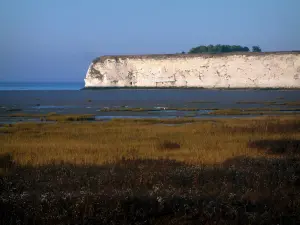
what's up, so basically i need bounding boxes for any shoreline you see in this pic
[82,86,300,90]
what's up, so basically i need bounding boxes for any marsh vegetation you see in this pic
[9,113,95,121]
[1,115,300,224]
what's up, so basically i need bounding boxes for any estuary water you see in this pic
[0,82,84,91]
[0,82,299,123]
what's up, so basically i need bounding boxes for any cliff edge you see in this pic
[84,52,300,88]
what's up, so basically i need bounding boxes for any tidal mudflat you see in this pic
[1,89,300,123]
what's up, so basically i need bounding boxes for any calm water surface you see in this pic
[0,82,83,91]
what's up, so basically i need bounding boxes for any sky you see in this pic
[0,0,299,82]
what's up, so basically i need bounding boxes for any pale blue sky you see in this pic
[0,0,299,82]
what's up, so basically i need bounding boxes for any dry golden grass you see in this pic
[1,115,300,224]
[1,115,299,166]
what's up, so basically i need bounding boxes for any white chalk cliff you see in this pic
[84,52,300,88]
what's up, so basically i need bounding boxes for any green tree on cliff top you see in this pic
[252,46,262,52]
[188,44,259,54]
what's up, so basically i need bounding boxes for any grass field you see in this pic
[1,115,300,224]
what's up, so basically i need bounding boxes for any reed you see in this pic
[1,115,300,224]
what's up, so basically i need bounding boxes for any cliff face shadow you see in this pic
[248,139,300,154]
[1,156,300,225]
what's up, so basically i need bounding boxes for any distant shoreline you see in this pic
[81,87,300,91]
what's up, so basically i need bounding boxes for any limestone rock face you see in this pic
[84,52,300,88]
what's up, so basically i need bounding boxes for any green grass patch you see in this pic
[44,114,95,122]
[9,113,95,122]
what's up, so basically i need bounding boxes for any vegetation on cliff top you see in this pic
[188,44,261,54]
